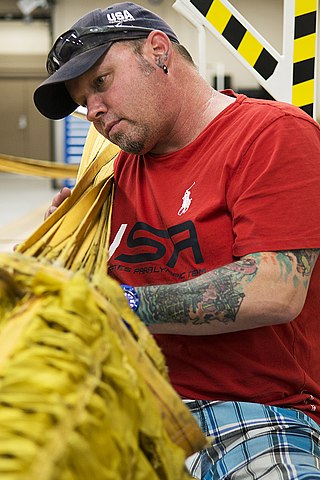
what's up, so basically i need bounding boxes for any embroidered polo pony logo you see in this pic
[178,182,195,216]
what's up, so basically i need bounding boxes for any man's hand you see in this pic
[44,187,72,220]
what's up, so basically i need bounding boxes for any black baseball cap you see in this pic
[34,2,180,120]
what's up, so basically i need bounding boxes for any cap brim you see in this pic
[34,43,111,120]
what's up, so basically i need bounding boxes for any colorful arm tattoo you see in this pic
[135,249,319,328]
[136,257,258,327]
[276,249,319,286]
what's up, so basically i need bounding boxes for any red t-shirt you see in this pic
[108,91,320,423]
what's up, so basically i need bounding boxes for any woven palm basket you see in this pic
[0,125,206,479]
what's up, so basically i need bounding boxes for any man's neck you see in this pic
[150,88,236,155]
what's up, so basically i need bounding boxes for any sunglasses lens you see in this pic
[59,35,84,62]
[46,55,59,74]
[46,31,84,74]
[46,26,151,75]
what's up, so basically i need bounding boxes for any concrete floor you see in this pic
[0,173,59,252]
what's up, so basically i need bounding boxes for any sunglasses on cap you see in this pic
[46,25,158,75]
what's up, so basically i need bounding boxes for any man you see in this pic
[34,2,320,478]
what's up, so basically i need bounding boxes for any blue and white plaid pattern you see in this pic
[185,400,320,479]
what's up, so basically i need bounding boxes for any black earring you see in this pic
[156,57,168,74]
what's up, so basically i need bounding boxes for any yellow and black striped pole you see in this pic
[189,0,278,81]
[173,0,319,119]
[293,0,317,117]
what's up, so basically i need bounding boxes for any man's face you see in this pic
[66,40,170,155]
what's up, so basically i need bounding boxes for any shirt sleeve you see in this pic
[227,114,320,257]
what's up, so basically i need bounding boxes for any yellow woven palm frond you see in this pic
[0,125,207,479]
[0,253,204,480]
[16,125,120,278]
[0,153,78,179]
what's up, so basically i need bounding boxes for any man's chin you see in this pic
[111,132,145,155]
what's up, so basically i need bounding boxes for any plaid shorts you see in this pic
[185,400,320,480]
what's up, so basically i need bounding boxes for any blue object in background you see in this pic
[64,115,90,188]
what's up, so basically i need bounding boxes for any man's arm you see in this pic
[135,249,319,335]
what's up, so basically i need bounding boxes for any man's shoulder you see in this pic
[235,92,318,127]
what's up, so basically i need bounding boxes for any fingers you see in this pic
[44,205,58,219]
[52,187,72,206]
[44,187,72,220]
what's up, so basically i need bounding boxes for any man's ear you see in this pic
[145,30,171,67]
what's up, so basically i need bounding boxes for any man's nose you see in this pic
[86,94,107,122]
